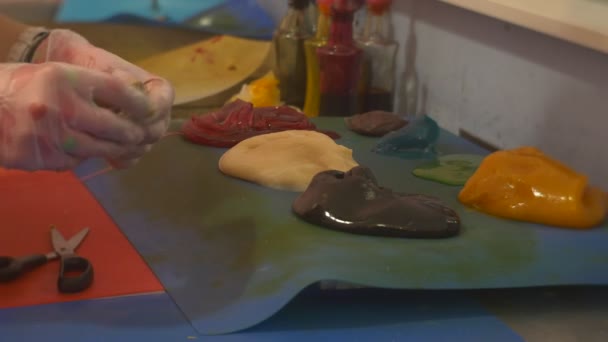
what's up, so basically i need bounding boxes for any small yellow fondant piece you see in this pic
[228,71,281,107]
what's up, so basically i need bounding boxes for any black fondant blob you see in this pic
[292,166,461,238]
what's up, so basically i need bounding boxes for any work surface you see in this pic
[0,22,606,341]
[79,118,608,334]
[1,117,607,341]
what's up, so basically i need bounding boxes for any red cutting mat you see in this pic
[0,169,163,309]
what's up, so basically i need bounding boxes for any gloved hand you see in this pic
[32,29,174,167]
[0,62,153,171]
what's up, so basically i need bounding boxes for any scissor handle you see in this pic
[0,254,48,282]
[57,255,94,293]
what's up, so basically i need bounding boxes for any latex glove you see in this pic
[0,62,153,171]
[32,29,174,166]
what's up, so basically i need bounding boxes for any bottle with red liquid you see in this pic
[273,0,314,109]
[358,0,398,112]
[317,0,365,117]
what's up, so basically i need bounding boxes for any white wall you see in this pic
[391,0,608,189]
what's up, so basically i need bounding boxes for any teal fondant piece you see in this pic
[76,117,608,335]
[413,154,485,186]
[372,115,440,159]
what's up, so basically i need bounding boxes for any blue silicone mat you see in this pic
[0,289,523,341]
[74,117,608,334]
[0,293,197,341]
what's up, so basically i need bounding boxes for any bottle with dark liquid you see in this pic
[317,0,365,117]
[358,0,398,112]
[273,0,314,109]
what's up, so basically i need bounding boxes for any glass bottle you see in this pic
[306,0,319,33]
[358,0,398,112]
[273,0,314,109]
[317,0,365,117]
[303,0,332,117]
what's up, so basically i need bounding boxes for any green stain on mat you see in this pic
[245,210,537,295]
[413,154,484,186]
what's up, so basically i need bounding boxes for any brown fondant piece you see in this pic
[292,166,460,238]
[345,111,408,137]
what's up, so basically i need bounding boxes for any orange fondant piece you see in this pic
[0,169,163,309]
[228,71,281,107]
[458,147,607,229]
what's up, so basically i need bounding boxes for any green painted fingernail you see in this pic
[62,136,77,151]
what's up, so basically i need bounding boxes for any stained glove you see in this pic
[32,29,174,166]
[0,62,153,171]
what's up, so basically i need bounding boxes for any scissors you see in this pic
[0,225,94,293]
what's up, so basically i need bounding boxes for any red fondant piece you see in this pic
[181,99,340,147]
[0,170,163,309]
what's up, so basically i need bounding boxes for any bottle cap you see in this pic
[317,0,333,15]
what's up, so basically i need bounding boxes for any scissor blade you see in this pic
[51,226,89,253]
[66,227,90,251]
[50,226,68,250]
